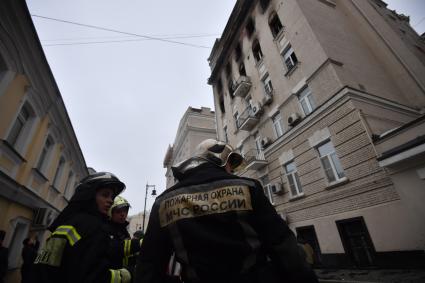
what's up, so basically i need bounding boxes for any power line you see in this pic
[31,14,212,49]
[42,34,219,47]
[413,16,425,27]
[40,33,219,42]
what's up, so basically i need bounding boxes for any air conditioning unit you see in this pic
[288,113,301,126]
[250,101,263,116]
[271,183,284,195]
[261,137,272,148]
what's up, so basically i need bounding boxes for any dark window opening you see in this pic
[259,0,271,12]
[239,62,246,76]
[225,62,232,77]
[269,13,283,38]
[228,79,234,97]
[219,96,225,114]
[246,17,255,37]
[235,43,242,62]
[252,40,264,63]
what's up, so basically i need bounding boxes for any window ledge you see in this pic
[0,139,27,163]
[273,29,286,42]
[289,193,305,202]
[32,167,49,183]
[50,185,61,194]
[284,62,300,77]
[325,176,349,189]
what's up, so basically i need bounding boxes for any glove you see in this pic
[119,268,131,283]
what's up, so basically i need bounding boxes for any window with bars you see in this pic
[285,161,303,197]
[252,39,264,63]
[272,112,284,138]
[318,141,345,183]
[7,105,30,146]
[282,44,298,72]
[269,12,283,38]
[299,87,316,115]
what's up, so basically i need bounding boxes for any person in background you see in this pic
[33,172,131,283]
[297,235,315,267]
[0,230,8,283]
[107,196,141,276]
[21,237,39,283]
[135,139,318,283]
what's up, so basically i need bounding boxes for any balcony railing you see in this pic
[237,106,259,131]
[233,76,252,97]
[243,149,268,170]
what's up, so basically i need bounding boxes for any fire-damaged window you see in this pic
[246,17,255,38]
[252,39,264,63]
[269,12,284,38]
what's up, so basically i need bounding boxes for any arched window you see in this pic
[252,39,264,63]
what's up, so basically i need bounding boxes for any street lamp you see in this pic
[142,183,157,233]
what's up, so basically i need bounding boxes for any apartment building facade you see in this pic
[163,107,216,188]
[0,0,88,281]
[208,0,425,269]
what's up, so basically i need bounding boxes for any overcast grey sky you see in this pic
[26,0,425,214]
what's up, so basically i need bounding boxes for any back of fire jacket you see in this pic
[135,163,318,283]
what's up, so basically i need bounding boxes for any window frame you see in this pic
[52,157,66,189]
[36,136,54,173]
[282,45,298,72]
[272,112,284,138]
[285,161,303,198]
[299,87,316,115]
[317,140,346,184]
[262,73,273,96]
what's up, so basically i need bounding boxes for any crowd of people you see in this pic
[0,139,318,283]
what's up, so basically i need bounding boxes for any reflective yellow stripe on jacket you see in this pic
[110,269,122,283]
[52,225,82,246]
[123,239,131,266]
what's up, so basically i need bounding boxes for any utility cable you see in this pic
[42,34,219,47]
[41,33,219,42]
[31,14,211,49]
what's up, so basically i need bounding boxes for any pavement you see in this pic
[315,269,425,283]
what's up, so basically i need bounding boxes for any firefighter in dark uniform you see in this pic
[135,139,318,283]
[107,196,141,276]
[33,172,132,283]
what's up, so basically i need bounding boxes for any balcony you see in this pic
[237,106,260,131]
[233,76,252,97]
[243,149,268,170]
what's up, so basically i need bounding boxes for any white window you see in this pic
[272,112,284,138]
[52,157,66,189]
[299,87,316,115]
[262,73,273,96]
[282,45,298,72]
[7,105,30,146]
[318,141,345,183]
[36,136,53,172]
[285,161,303,197]
[260,176,274,204]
